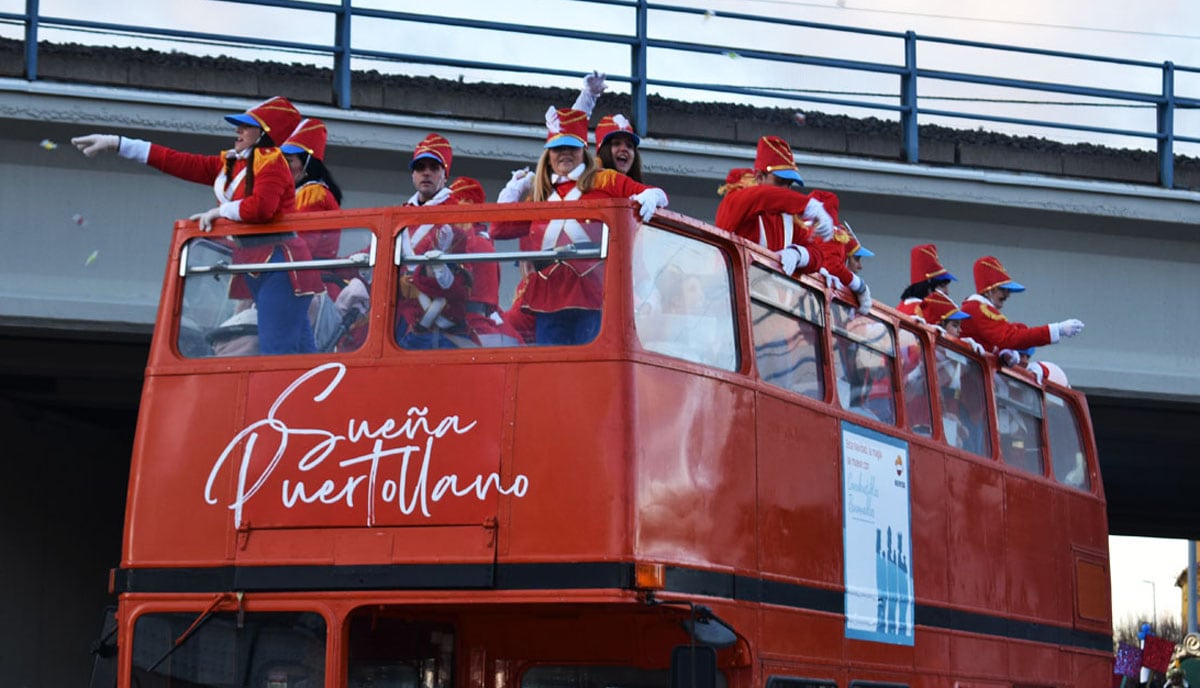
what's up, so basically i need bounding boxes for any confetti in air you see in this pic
[39,139,58,150]
[85,250,99,266]
[704,9,715,19]
[725,51,740,59]
[72,213,88,227]
[794,112,807,126]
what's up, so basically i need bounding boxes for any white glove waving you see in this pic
[853,281,872,315]
[71,134,120,157]
[335,277,370,317]
[1055,318,1085,338]
[778,244,810,275]
[801,197,834,241]
[584,70,607,96]
[818,267,844,291]
[189,207,223,232]
[497,167,533,203]
[631,188,667,223]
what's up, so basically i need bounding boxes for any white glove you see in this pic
[571,70,607,116]
[497,167,533,203]
[998,349,1020,367]
[853,280,872,315]
[1054,318,1085,338]
[430,263,454,289]
[778,244,810,275]
[818,267,844,291]
[1026,361,1044,385]
[436,225,455,251]
[189,207,223,232]
[334,277,370,317]
[631,187,668,222]
[802,198,834,241]
[71,134,120,157]
[933,324,946,336]
[960,337,986,356]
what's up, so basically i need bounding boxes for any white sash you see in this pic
[541,186,591,249]
[213,165,248,204]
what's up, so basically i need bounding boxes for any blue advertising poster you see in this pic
[841,421,913,646]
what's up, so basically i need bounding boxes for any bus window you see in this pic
[995,373,1045,476]
[396,219,608,348]
[934,344,991,457]
[748,265,825,399]
[831,302,895,424]
[347,612,454,688]
[633,225,738,370]
[1047,392,1092,490]
[131,611,325,687]
[177,228,375,357]
[766,677,837,688]
[898,327,932,437]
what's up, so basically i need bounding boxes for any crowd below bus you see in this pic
[68,71,1085,382]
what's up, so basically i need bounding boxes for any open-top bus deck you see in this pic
[93,200,1111,688]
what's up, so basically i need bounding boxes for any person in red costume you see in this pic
[595,113,644,182]
[447,177,523,347]
[494,106,668,345]
[897,244,957,320]
[714,135,870,313]
[281,117,343,258]
[71,96,325,355]
[817,221,875,307]
[960,256,1084,355]
[716,167,756,197]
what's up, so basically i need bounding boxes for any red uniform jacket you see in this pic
[493,169,656,313]
[149,144,321,297]
[959,294,1053,351]
[896,298,923,320]
[294,181,342,260]
[713,184,832,274]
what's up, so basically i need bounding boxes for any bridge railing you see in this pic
[5,0,1199,188]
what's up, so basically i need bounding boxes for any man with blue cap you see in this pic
[960,255,1084,352]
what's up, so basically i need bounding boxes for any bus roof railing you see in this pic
[11,0,1199,187]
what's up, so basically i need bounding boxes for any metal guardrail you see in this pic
[6,0,1199,187]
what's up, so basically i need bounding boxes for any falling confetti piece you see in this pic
[704,9,715,19]
[794,111,807,126]
[39,138,58,150]
[725,51,740,59]
[72,213,88,227]
[85,250,99,266]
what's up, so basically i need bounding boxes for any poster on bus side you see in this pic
[840,421,914,646]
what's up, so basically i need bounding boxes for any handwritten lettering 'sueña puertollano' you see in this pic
[204,363,530,528]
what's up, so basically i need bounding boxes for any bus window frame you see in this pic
[1044,385,1100,494]
[746,261,830,403]
[993,368,1049,479]
[929,335,996,459]
[829,296,898,428]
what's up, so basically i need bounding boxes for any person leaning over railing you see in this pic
[493,105,668,346]
[897,244,957,321]
[71,96,326,355]
[960,256,1084,358]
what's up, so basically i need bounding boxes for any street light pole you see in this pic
[1143,579,1158,633]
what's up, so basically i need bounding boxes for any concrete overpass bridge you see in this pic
[2,76,1200,685]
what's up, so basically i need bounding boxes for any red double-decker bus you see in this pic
[90,199,1112,688]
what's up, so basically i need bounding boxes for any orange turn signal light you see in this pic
[635,562,665,590]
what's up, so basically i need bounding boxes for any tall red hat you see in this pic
[754,135,803,184]
[224,96,301,139]
[410,133,452,172]
[280,118,328,160]
[544,107,588,148]
[449,176,486,205]
[717,167,756,196]
[973,255,1026,293]
[919,291,970,325]
[909,244,956,285]
[594,113,641,152]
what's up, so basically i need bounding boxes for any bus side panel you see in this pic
[1003,475,1070,624]
[505,361,632,561]
[124,372,246,565]
[630,364,756,570]
[908,443,950,676]
[756,393,842,584]
[944,457,1007,611]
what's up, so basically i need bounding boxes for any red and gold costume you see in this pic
[897,244,956,318]
[714,184,828,273]
[282,118,343,263]
[959,257,1053,352]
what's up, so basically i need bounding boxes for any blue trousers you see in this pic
[245,248,317,355]
[535,309,601,346]
[395,320,461,350]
